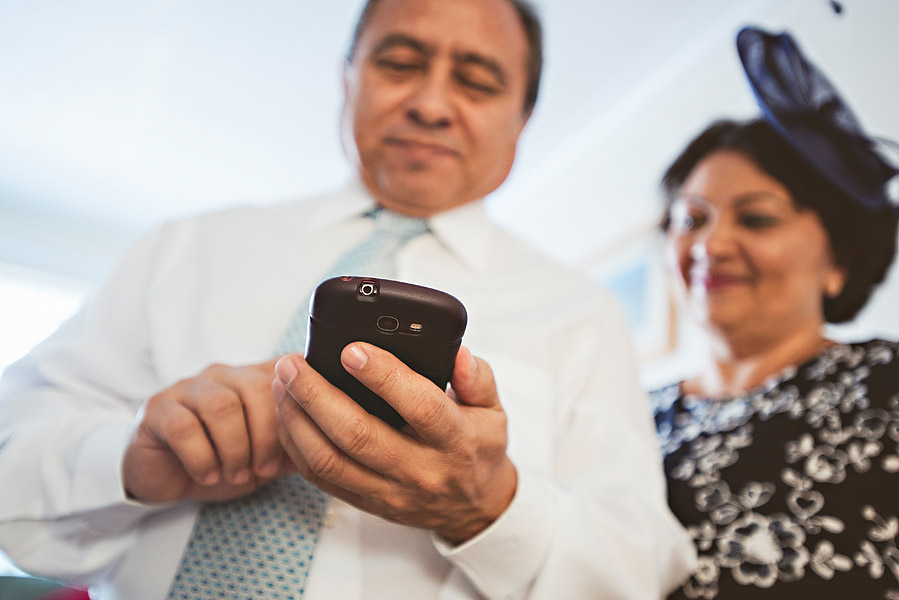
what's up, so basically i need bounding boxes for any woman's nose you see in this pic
[690,213,736,261]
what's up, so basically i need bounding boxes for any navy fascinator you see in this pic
[736,26,899,213]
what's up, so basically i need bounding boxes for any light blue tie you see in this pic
[167,208,429,600]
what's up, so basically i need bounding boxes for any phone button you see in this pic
[376,316,399,332]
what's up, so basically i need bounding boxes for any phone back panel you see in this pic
[306,277,467,428]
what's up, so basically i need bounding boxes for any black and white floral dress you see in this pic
[651,339,899,599]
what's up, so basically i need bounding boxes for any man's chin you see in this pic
[371,179,469,216]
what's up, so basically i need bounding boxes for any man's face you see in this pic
[341,0,531,216]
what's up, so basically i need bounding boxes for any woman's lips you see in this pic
[692,272,748,292]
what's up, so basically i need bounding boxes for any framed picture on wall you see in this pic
[581,224,676,361]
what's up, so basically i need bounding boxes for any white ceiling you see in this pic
[1,0,896,282]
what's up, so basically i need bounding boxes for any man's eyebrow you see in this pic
[372,33,430,56]
[454,52,506,86]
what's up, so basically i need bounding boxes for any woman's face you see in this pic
[665,150,845,337]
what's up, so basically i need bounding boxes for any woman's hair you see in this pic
[660,118,898,323]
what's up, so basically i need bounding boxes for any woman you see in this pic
[652,27,899,599]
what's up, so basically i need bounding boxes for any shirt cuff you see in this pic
[70,420,157,520]
[431,470,557,599]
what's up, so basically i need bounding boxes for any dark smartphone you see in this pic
[305,276,468,428]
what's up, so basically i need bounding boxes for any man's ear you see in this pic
[338,59,357,163]
[342,59,351,98]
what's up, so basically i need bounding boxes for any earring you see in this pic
[824,273,845,298]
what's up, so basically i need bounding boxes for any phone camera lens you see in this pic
[359,281,378,297]
[376,316,399,332]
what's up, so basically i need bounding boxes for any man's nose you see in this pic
[406,71,453,128]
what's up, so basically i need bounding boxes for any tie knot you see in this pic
[373,208,430,243]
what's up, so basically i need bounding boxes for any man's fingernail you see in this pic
[468,350,478,376]
[231,469,251,485]
[201,470,220,486]
[275,356,298,384]
[258,461,279,478]
[342,344,368,370]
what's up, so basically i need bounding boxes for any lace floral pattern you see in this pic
[653,340,899,599]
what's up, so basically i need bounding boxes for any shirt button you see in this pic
[323,505,338,528]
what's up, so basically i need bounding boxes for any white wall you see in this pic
[0,0,363,280]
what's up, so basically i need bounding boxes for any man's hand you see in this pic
[273,344,518,544]
[123,359,296,504]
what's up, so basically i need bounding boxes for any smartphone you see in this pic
[305,276,468,428]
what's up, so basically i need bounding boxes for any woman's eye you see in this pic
[739,214,777,229]
[674,213,705,231]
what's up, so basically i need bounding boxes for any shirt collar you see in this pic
[305,178,494,272]
[305,178,378,231]
[429,199,493,272]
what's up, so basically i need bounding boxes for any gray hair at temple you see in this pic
[345,0,543,117]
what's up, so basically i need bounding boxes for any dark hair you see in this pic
[345,0,543,117]
[661,118,898,323]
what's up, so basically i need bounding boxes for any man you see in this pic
[0,0,695,598]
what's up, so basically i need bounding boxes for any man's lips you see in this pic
[384,137,460,158]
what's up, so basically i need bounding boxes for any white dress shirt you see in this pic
[0,181,695,599]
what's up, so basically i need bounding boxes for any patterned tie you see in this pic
[167,207,429,600]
